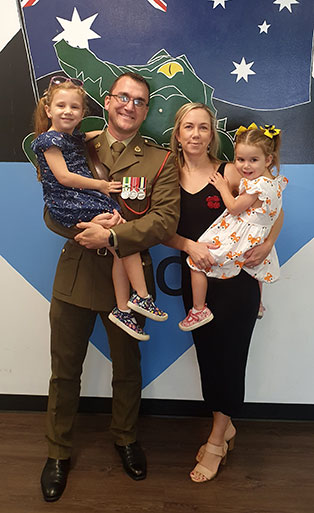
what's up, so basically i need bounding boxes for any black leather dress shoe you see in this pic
[40,457,71,502]
[115,441,147,481]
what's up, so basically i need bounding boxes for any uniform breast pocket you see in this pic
[121,182,153,217]
[53,241,83,296]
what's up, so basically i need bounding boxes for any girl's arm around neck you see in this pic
[84,130,103,141]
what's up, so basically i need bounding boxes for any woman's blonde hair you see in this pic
[235,128,281,174]
[170,102,220,171]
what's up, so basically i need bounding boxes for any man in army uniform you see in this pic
[40,72,180,501]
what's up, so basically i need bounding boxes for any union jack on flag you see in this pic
[21,0,40,7]
[147,0,167,12]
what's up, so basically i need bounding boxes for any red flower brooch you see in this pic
[206,195,221,209]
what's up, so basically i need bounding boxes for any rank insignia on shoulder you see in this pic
[144,139,167,150]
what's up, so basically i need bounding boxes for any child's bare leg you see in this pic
[111,250,131,311]
[121,253,148,298]
[257,281,265,319]
[191,270,208,310]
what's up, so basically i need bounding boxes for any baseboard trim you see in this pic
[1,395,314,421]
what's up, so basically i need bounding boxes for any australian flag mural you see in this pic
[0,0,314,402]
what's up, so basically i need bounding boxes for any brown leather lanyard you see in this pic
[86,139,109,181]
[86,139,171,216]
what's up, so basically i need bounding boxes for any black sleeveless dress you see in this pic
[177,163,260,416]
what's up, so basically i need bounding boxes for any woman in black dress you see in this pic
[166,103,283,483]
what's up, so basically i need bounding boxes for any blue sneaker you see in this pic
[108,307,150,341]
[127,293,168,322]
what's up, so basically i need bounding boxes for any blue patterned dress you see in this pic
[31,130,120,227]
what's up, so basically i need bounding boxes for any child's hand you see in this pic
[99,180,122,195]
[84,130,103,141]
[91,209,124,228]
[209,171,229,192]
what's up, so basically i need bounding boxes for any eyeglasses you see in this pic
[108,94,149,109]
[49,76,84,88]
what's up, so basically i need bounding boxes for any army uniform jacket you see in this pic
[44,131,180,312]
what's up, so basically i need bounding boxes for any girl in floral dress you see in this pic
[179,123,287,331]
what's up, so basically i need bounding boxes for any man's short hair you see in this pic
[109,72,150,100]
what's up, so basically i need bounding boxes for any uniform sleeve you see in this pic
[43,206,81,239]
[114,152,180,258]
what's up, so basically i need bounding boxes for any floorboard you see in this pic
[1,413,313,513]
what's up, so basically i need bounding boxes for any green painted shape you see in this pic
[22,132,36,167]
[54,41,234,160]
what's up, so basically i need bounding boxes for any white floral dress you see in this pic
[188,175,288,283]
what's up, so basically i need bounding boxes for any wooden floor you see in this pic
[1,412,314,513]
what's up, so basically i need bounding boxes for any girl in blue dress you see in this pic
[32,76,167,340]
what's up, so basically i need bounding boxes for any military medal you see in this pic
[129,176,138,200]
[137,177,147,200]
[121,177,131,199]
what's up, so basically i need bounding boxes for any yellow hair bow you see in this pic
[259,124,281,139]
[236,122,258,136]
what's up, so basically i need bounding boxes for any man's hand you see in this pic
[75,222,110,249]
[91,209,124,228]
[187,241,218,270]
[244,240,272,268]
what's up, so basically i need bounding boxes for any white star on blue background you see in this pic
[53,7,100,49]
[258,20,271,34]
[209,0,229,9]
[231,57,256,83]
[273,0,299,13]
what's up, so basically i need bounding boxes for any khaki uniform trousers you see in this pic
[46,297,142,459]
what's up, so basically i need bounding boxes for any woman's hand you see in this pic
[91,209,124,228]
[244,239,272,267]
[186,240,217,270]
[98,180,122,195]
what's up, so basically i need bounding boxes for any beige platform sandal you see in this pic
[190,441,228,483]
[195,422,236,463]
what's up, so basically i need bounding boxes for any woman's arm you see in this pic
[165,234,217,270]
[244,209,284,267]
[44,146,121,195]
